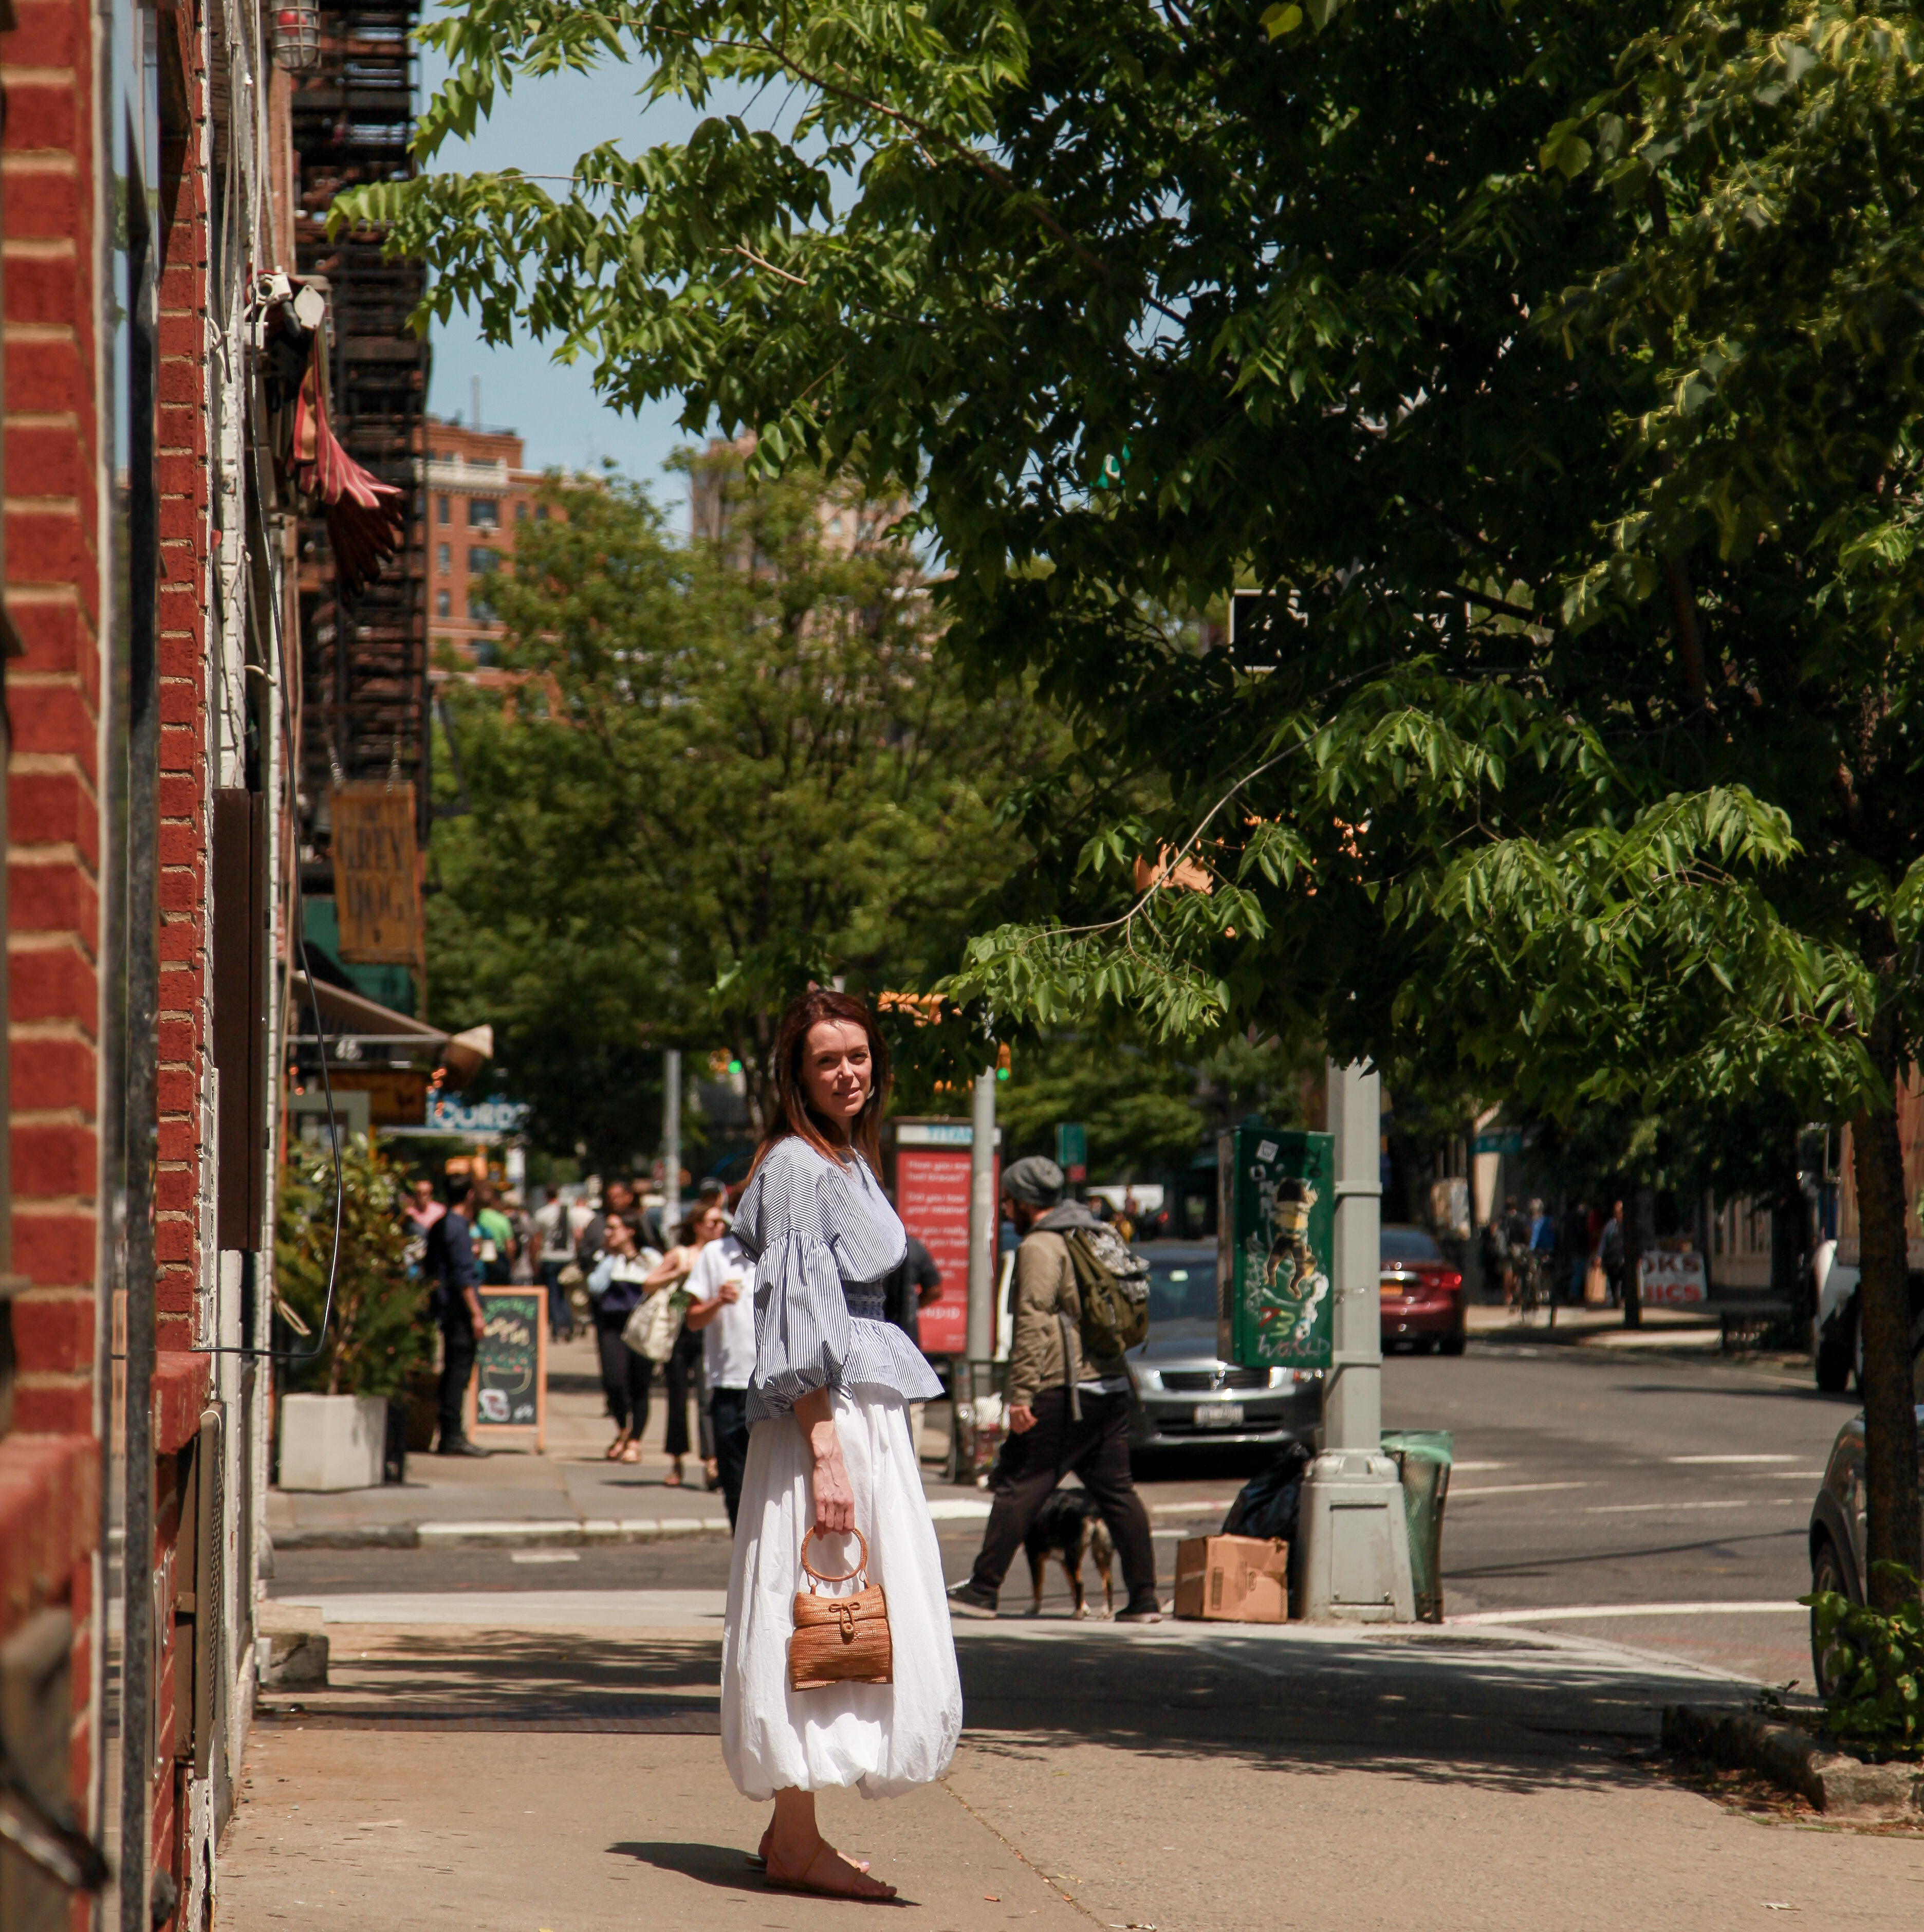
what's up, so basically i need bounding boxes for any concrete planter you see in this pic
[279,1393,388,1493]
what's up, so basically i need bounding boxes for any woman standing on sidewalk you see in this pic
[586,1210,659,1463]
[721,988,958,1902]
[643,1201,730,1487]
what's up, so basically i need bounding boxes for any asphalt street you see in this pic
[271,1336,1853,1688]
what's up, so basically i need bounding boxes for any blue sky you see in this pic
[415,48,719,512]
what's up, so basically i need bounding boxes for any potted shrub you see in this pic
[274,1134,428,1491]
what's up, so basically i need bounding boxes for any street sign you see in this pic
[1636,1248,1708,1305]
[1217,1125,1335,1371]
[1054,1122,1087,1183]
[1472,1129,1522,1156]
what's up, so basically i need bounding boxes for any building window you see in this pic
[515,501,528,523]
[468,546,501,576]
[435,590,451,618]
[469,591,493,625]
[535,505,550,522]
[469,498,501,529]
[437,543,450,574]
[437,495,451,524]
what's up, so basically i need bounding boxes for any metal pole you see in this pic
[662,1048,682,1232]
[1298,1059,1414,1622]
[1326,1058,1383,1450]
[966,1068,996,1364]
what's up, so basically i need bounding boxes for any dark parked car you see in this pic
[1379,1223,1466,1354]
[1123,1243,1321,1456]
[1807,1407,1924,1695]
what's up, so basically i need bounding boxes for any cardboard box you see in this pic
[1173,1535,1291,1623]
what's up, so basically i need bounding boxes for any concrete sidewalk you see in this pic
[270,1332,985,1549]
[216,1600,1924,1930]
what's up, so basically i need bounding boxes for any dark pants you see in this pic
[969,1387,1157,1606]
[541,1261,572,1339]
[594,1309,653,1434]
[437,1320,477,1447]
[662,1327,700,1459]
[710,1387,751,1529]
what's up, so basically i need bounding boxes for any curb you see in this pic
[273,1517,733,1551]
[268,1497,991,1554]
[1662,1703,1924,1818]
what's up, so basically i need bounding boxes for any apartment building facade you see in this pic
[424,414,545,666]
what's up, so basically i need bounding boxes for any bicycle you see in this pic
[1514,1248,1557,1330]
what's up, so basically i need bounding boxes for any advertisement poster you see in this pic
[893,1120,998,1358]
[1217,1125,1335,1371]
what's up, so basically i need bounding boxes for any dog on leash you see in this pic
[1023,1489,1116,1619]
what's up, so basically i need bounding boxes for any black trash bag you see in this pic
[1222,1439,1315,1544]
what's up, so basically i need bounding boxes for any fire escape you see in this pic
[291,3,430,843]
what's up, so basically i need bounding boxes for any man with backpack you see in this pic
[948,1156,1161,1623]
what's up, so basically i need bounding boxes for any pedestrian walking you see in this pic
[1599,1197,1633,1324]
[473,1181,516,1286]
[424,1174,489,1458]
[586,1209,661,1463]
[880,1191,943,1465]
[534,1188,576,1341]
[1562,1197,1591,1304]
[643,1201,729,1487]
[946,1155,1161,1623]
[576,1175,637,1268]
[720,987,956,1901]
[684,1219,755,1526]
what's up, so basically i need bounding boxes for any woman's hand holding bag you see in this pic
[789,1528,893,1691]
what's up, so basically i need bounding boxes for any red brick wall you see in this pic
[6,0,103,1441]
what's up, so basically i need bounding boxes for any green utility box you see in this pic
[1381,1429,1453,1623]
[1216,1125,1335,1372]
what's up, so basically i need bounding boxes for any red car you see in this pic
[1380,1223,1466,1354]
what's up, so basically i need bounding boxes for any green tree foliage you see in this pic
[990,1031,1314,1182]
[276,1136,427,1398]
[348,0,1924,1587]
[427,461,1065,1164]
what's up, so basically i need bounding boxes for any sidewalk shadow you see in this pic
[610,1843,916,1907]
[608,1842,755,1890]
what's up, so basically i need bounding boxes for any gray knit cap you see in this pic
[1002,1155,1065,1207]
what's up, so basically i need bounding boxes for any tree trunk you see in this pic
[1850,1028,1923,1609]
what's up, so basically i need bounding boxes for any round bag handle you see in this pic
[800,1526,869,1592]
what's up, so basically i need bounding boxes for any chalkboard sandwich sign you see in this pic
[465,1286,548,1449]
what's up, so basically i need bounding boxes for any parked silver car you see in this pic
[1124,1242,1321,1458]
[1807,1407,1924,1695]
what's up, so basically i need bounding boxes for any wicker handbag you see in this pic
[789,1528,893,1691]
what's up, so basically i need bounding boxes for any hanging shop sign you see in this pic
[329,782,422,964]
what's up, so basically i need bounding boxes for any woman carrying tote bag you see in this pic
[721,988,958,1902]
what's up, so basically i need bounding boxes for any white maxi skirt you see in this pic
[721,1387,963,1800]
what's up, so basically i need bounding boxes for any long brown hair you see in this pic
[754,987,891,1172]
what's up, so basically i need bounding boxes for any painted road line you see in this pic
[1450,1462,1510,1473]
[925,1500,994,1520]
[1451,1600,1802,1626]
[1450,1482,1590,1499]
[1151,1500,1237,1515]
[1666,1453,1800,1464]
[1588,1499,1760,1514]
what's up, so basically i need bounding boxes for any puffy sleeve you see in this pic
[734,1142,849,1413]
